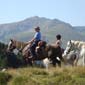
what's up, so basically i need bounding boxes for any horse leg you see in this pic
[83,55,85,66]
[26,50,34,66]
[23,55,33,66]
[52,61,56,67]
[23,57,28,65]
[56,59,61,67]
[27,58,33,66]
[51,57,61,67]
[74,54,79,66]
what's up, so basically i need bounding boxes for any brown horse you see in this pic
[45,44,64,67]
[7,39,48,65]
[7,39,28,52]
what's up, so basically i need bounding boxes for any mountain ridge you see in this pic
[0,16,85,47]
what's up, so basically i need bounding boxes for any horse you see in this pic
[63,40,85,66]
[0,42,21,68]
[45,44,64,67]
[7,39,28,52]
[23,42,64,67]
[7,39,50,66]
[7,39,64,67]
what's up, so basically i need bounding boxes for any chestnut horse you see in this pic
[7,39,48,65]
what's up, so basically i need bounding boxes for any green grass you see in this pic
[2,66,84,85]
[0,72,11,85]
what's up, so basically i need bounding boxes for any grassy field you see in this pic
[0,66,85,85]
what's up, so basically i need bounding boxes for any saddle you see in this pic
[31,41,47,60]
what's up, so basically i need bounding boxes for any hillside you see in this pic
[0,16,85,47]
[74,26,85,36]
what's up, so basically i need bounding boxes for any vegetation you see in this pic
[0,72,11,85]
[0,42,23,68]
[0,42,85,85]
[0,42,7,67]
[5,66,85,85]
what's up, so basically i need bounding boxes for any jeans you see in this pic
[30,40,40,57]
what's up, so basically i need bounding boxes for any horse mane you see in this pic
[11,39,28,50]
[70,40,85,49]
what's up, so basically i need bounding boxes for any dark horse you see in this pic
[7,39,64,67]
[45,44,64,67]
[0,42,21,68]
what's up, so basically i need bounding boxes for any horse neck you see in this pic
[71,41,80,51]
[63,42,77,56]
[14,40,27,50]
[74,42,82,52]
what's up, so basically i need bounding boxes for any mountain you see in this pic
[0,16,85,48]
[74,26,85,30]
[73,26,85,36]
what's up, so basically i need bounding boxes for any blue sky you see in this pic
[0,0,85,26]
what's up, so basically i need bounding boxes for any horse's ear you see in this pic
[70,40,71,43]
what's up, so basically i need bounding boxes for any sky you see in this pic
[0,0,85,26]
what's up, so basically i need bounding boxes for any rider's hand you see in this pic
[28,41,33,44]
[28,41,31,43]
[26,41,31,44]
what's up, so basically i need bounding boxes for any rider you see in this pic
[51,34,62,48]
[51,34,63,61]
[29,26,41,58]
[56,34,64,61]
[55,34,62,48]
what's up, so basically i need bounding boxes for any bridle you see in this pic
[65,40,74,54]
[7,39,16,52]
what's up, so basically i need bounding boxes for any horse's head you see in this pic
[7,39,28,52]
[63,40,74,57]
[7,39,16,52]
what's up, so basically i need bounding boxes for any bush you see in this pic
[0,56,7,67]
[0,42,7,68]
[0,72,12,85]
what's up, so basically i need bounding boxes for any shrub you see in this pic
[0,72,12,85]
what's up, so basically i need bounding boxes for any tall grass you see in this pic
[0,72,11,85]
[5,66,85,85]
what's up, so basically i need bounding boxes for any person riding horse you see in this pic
[28,26,41,58]
[55,34,64,61]
[48,34,64,66]
[51,34,63,59]
[7,30,65,67]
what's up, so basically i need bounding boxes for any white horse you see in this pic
[79,45,85,66]
[62,40,79,66]
[63,40,85,66]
